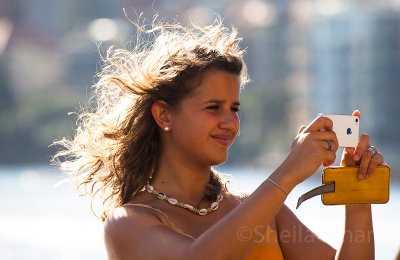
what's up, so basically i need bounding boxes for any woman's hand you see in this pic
[281,115,339,185]
[340,110,386,179]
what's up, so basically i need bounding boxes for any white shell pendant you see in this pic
[183,204,194,211]
[158,193,166,200]
[211,201,219,211]
[168,198,178,205]
[146,185,153,193]
[199,208,208,216]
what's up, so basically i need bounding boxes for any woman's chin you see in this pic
[210,154,228,165]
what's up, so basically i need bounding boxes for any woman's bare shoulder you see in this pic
[104,203,194,259]
[105,205,145,241]
[104,203,165,237]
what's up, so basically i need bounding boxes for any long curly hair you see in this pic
[52,17,248,221]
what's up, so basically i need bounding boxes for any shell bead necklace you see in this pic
[145,183,224,216]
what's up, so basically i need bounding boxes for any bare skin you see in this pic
[104,71,383,260]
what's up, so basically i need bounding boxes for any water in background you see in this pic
[0,166,399,260]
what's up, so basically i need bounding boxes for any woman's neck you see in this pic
[151,154,212,205]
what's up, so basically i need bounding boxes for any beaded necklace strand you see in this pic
[145,183,224,216]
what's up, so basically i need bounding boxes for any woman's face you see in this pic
[168,69,241,166]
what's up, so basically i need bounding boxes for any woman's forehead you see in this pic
[189,70,240,100]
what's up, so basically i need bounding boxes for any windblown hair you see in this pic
[53,17,248,221]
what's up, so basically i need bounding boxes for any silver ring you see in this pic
[326,141,333,151]
[368,147,376,156]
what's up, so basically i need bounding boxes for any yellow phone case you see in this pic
[322,165,391,205]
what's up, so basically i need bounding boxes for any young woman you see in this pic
[54,18,384,259]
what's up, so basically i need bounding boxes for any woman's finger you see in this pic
[358,146,374,179]
[340,147,356,166]
[306,116,333,132]
[353,134,370,161]
[297,125,306,134]
[366,151,384,178]
[305,131,339,153]
[352,110,360,118]
[323,151,337,167]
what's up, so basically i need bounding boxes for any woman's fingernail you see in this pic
[353,154,360,161]
[358,173,364,179]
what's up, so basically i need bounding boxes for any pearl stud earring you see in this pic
[164,126,170,131]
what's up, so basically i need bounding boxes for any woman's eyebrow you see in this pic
[204,99,240,106]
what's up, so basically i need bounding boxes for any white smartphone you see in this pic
[323,114,360,148]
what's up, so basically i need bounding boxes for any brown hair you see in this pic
[52,17,248,221]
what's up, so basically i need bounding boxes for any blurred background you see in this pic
[0,0,399,259]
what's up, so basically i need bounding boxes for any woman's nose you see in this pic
[219,111,240,133]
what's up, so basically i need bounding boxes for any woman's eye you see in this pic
[206,105,239,112]
[206,105,219,110]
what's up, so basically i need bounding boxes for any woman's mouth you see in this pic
[211,135,231,146]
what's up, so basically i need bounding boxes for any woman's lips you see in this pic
[212,135,231,146]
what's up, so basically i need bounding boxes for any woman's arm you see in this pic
[276,205,336,260]
[335,204,374,260]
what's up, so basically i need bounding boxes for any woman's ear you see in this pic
[151,100,172,131]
